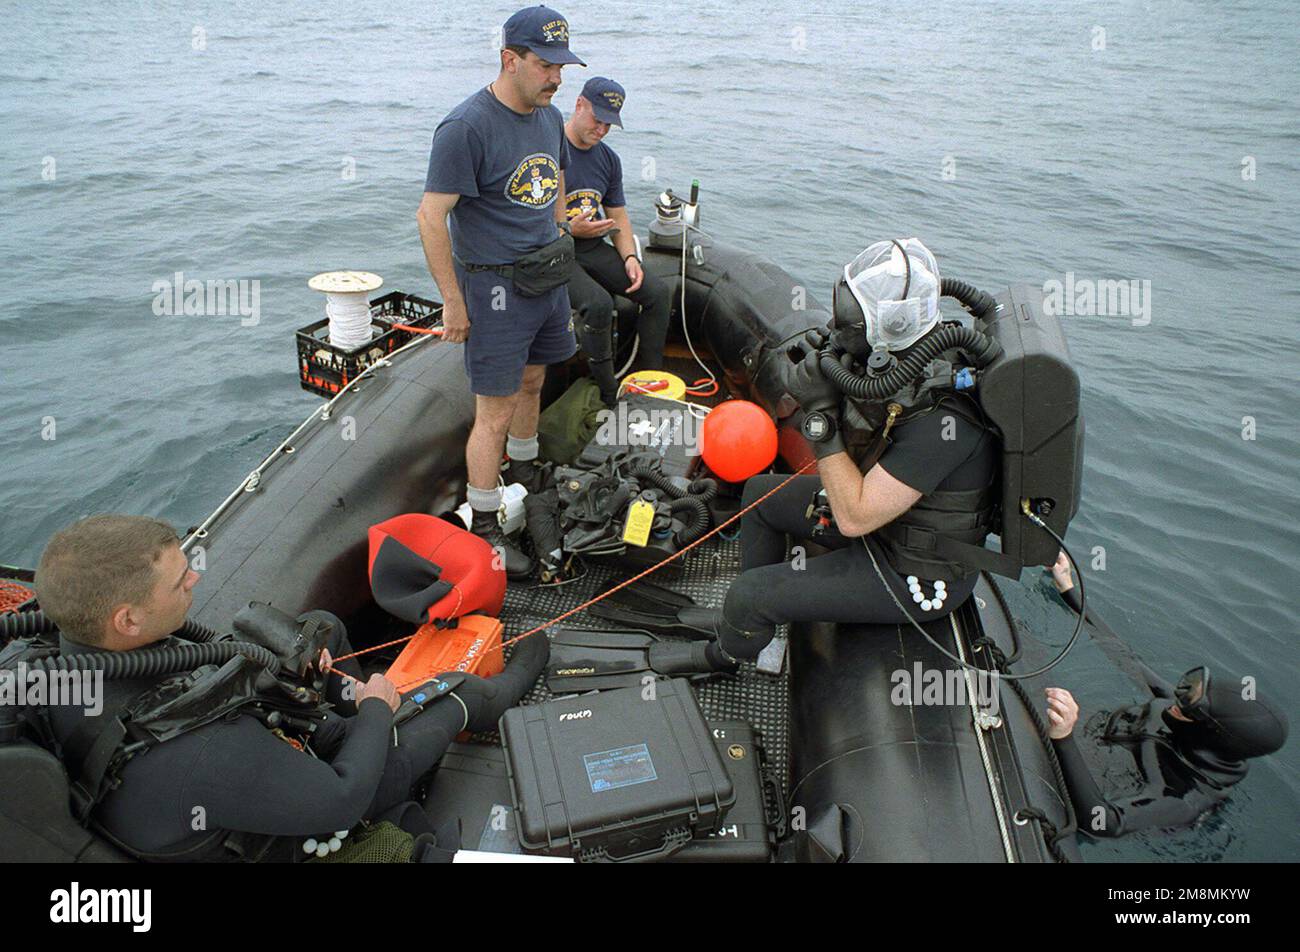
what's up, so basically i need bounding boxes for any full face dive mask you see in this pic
[832,238,942,353]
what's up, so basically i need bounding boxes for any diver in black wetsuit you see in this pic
[680,239,1000,662]
[29,514,545,862]
[1044,554,1289,838]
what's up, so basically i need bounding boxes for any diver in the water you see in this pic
[1045,555,1289,838]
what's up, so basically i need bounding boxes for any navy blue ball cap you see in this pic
[581,76,625,127]
[503,6,586,66]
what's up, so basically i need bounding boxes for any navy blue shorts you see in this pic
[455,263,577,397]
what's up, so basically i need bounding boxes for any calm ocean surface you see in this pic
[2,1,1297,861]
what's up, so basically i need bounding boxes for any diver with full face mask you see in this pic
[679,238,1006,661]
[1045,556,1289,837]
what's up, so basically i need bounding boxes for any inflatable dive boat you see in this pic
[181,194,1081,862]
[0,191,1083,862]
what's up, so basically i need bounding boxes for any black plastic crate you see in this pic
[296,291,442,397]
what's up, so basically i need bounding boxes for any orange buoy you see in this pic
[701,400,778,482]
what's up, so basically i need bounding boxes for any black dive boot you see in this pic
[676,606,767,666]
[578,311,620,406]
[504,457,544,495]
[469,509,534,581]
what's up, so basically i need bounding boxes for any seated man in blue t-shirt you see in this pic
[416,6,587,578]
[563,77,672,405]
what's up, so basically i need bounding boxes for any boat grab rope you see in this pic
[951,613,1016,863]
[181,327,440,549]
[975,635,1079,863]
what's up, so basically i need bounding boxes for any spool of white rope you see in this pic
[307,271,384,350]
[324,292,373,349]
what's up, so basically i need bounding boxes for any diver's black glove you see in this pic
[785,331,845,459]
[784,330,839,413]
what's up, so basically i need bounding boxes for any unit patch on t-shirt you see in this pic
[506,153,562,208]
[565,187,604,220]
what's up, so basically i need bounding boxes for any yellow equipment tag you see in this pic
[622,499,655,547]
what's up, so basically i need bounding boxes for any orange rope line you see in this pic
[329,585,464,668]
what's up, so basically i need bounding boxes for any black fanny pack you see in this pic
[462,233,576,298]
[509,231,575,297]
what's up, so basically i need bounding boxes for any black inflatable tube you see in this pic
[819,324,1002,400]
[0,611,227,644]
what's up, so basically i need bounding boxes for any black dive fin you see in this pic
[545,628,731,693]
[585,581,716,639]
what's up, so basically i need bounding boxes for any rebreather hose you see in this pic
[863,503,1086,681]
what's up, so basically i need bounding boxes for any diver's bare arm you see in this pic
[820,455,921,538]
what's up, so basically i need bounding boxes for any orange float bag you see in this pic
[385,614,504,693]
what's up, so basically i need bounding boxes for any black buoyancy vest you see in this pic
[846,393,999,582]
[4,635,313,864]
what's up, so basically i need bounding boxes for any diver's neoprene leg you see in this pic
[737,474,846,571]
[720,543,979,660]
[567,263,618,404]
[368,627,551,816]
[576,242,672,372]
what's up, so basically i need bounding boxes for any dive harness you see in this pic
[809,275,1086,679]
[1,605,348,861]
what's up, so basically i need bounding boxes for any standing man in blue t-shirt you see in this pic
[417,5,586,578]
[563,77,672,405]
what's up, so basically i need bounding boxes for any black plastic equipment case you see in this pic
[671,720,778,863]
[500,679,735,862]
